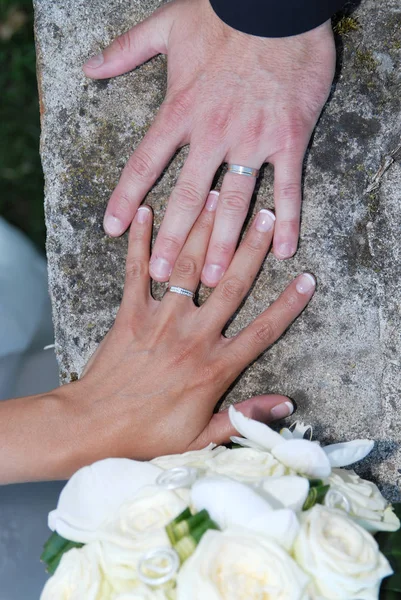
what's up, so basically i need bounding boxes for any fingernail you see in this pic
[150,257,172,280]
[206,191,219,212]
[85,53,104,69]
[202,264,225,286]
[276,243,296,259]
[136,207,150,224]
[270,401,294,420]
[255,209,276,232]
[296,273,316,295]
[104,215,124,236]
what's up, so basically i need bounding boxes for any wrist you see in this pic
[0,383,90,484]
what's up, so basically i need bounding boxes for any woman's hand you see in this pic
[0,193,315,484]
[83,0,335,282]
[73,192,315,464]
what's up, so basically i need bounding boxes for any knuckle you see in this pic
[160,233,182,255]
[126,149,157,183]
[115,31,133,54]
[276,181,300,202]
[174,255,198,279]
[280,118,307,150]
[125,258,147,281]
[251,319,277,346]
[113,190,133,216]
[220,276,245,304]
[244,231,266,253]
[210,239,232,259]
[206,106,232,140]
[163,90,192,124]
[173,182,204,212]
[241,110,267,148]
[283,291,299,312]
[221,191,249,214]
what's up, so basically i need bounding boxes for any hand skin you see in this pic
[0,194,316,485]
[83,0,335,283]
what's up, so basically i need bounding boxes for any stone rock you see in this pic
[33,0,401,498]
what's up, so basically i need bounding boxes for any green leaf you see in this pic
[41,531,84,574]
[303,484,330,511]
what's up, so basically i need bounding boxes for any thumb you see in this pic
[194,395,295,448]
[83,7,170,79]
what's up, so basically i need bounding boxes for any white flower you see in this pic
[100,540,172,598]
[261,476,310,512]
[117,486,187,538]
[40,542,109,600]
[191,477,300,550]
[323,440,374,467]
[327,468,400,533]
[294,505,393,599]
[205,447,288,482]
[41,540,171,600]
[229,406,374,478]
[151,444,227,471]
[95,486,187,550]
[176,528,310,600]
[48,458,162,543]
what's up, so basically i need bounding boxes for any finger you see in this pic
[149,149,224,281]
[83,8,169,79]
[120,206,153,311]
[227,273,316,371]
[104,107,185,237]
[272,153,304,260]
[201,166,259,287]
[165,191,219,296]
[192,395,295,448]
[200,209,275,330]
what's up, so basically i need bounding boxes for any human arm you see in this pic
[0,195,315,485]
[83,0,337,282]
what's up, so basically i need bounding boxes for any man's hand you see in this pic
[84,0,335,284]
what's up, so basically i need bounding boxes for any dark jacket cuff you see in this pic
[209,0,345,38]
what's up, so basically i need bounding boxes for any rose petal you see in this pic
[249,509,300,551]
[228,405,285,451]
[48,458,162,542]
[324,440,374,467]
[272,439,331,478]
[261,476,310,512]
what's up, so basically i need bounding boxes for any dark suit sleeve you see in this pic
[209,0,345,37]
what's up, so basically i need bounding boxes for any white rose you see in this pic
[327,468,400,533]
[100,486,187,545]
[40,542,109,600]
[41,539,172,600]
[176,528,309,600]
[205,447,289,482]
[48,458,162,543]
[151,443,227,471]
[294,505,393,599]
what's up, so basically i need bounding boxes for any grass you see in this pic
[0,0,45,251]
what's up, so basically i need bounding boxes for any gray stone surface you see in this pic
[34,1,401,498]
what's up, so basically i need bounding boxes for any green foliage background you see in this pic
[0,0,45,251]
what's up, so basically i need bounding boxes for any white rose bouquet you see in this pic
[40,407,400,599]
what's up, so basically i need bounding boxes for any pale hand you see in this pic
[84,0,336,284]
[0,195,315,484]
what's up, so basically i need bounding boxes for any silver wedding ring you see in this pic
[227,164,260,178]
[168,286,195,299]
